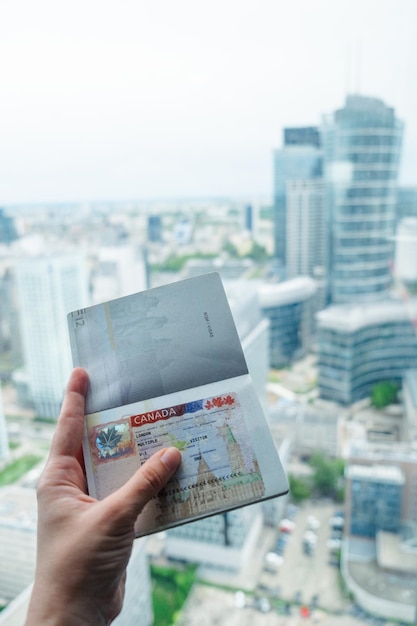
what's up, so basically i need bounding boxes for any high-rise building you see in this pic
[394,217,417,288]
[0,267,23,368]
[112,539,153,626]
[286,179,327,309]
[341,441,417,623]
[0,209,17,245]
[259,277,317,369]
[0,388,10,467]
[396,186,417,224]
[272,127,322,276]
[224,280,270,410]
[15,251,89,418]
[286,179,326,279]
[244,204,253,235]
[317,298,417,405]
[0,486,37,603]
[147,214,163,243]
[321,95,403,304]
[348,440,417,527]
[402,370,417,443]
[345,464,404,537]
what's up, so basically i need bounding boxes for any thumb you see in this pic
[108,447,182,524]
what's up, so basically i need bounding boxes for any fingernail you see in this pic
[161,447,182,472]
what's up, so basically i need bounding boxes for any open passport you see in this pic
[67,272,288,537]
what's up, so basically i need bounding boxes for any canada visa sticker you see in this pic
[86,391,265,517]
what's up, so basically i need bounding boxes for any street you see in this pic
[175,500,386,626]
[267,500,347,612]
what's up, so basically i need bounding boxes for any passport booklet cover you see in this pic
[67,272,288,537]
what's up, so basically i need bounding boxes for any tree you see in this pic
[151,564,196,626]
[309,452,345,500]
[288,474,311,502]
[223,241,239,258]
[371,381,398,409]
[246,241,269,262]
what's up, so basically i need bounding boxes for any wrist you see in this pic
[26,581,110,626]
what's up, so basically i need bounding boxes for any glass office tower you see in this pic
[321,95,403,304]
[346,464,404,537]
[317,298,417,405]
[273,127,322,277]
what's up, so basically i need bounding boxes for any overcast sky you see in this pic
[1,0,416,205]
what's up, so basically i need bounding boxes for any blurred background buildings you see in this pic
[0,91,417,624]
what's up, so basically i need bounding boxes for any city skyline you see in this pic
[1,0,417,204]
[1,195,417,622]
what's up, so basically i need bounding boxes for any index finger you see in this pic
[49,368,89,458]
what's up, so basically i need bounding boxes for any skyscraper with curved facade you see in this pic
[317,298,417,405]
[321,95,403,304]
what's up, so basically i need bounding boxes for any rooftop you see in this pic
[346,537,417,610]
[377,531,417,574]
[346,464,404,484]
[317,297,417,333]
[258,276,316,308]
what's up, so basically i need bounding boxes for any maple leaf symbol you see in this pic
[97,426,123,451]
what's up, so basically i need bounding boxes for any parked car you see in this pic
[327,538,342,552]
[279,518,296,533]
[265,551,284,567]
[307,515,321,531]
[234,591,246,609]
[254,596,271,613]
[329,514,344,530]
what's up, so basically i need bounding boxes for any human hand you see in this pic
[26,368,182,626]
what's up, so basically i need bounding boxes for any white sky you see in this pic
[1,0,416,204]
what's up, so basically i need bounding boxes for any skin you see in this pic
[25,368,182,626]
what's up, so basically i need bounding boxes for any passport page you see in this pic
[68,273,248,415]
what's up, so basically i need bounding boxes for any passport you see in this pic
[67,272,288,537]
